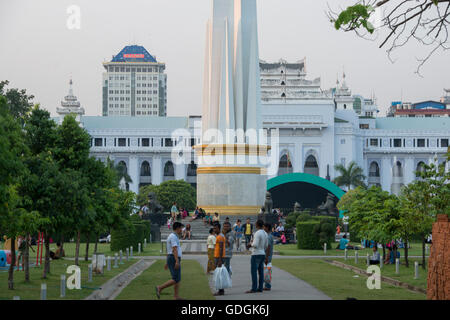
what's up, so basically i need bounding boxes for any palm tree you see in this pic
[106,158,132,188]
[333,161,366,191]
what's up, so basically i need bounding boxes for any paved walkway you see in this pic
[191,255,331,300]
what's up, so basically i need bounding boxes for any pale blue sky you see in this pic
[0,0,448,117]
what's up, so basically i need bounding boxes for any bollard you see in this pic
[144,238,147,248]
[88,264,93,283]
[366,253,370,266]
[126,248,129,261]
[396,258,400,274]
[130,246,133,258]
[324,243,327,255]
[355,251,359,264]
[380,255,383,269]
[107,256,111,271]
[425,244,429,255]
[120,250,124,264]
[138,243,141,254]
[13,296,20,300]
[344,249,348,261]
[114,253,118,268]
[60,275,66,298]
[414,261,419,279]
[41,283,47,300]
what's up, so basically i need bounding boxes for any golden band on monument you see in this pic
[197,166,268,175]
[193,144,271,156]
[199,206,262,216]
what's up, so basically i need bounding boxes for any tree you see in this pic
[19,107,60,278]
[0,96,27,289]
[333,161,367,191]
[138,180,197,212]
[17,211,41,282]
[0,80,34,125]
[337,186,398,260]
[329,0,450,75]
[399,156,449,268]
[53,115,92,266]
[399,182,435,269]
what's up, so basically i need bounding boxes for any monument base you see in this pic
[196,169,267,216]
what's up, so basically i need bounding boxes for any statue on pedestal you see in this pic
[294,202,302,213]
[147,192,163,215]
[264,192,273,215]
[317,193,338,217]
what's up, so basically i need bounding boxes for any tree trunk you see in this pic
[8,237,16,290]
[94,234,98,254]
[422,234,426,270]
[24,234,30,282]
[382,244,386,262]
[42,233,51,278]
[75,231,81,266]
[404,238,409,268]
[85,233,90,262]
[60,234,65,258]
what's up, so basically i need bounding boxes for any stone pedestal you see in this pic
[427,214,450,300]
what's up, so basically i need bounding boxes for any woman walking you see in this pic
[206,229,216,274]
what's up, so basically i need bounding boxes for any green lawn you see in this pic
[275,242,429,257]
[335,257,428,290]
[0,242,163,260]
[273,259,426,300]
[0,258,135,300]
[116,260,215,300]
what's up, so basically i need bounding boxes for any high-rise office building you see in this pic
[102,45,167,117]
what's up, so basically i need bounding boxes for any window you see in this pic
[394,139,402,148]
[359,124,369,129]
[340,139,346,145]
[441,139,449,148]
[370,139,378,147]
[94,138,103,147]
[142,138,150,147]
[165,138,173,147]
[118,138,127,147]
[341,158,346,166]
[417,139,426,147]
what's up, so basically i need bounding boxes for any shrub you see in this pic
[297,219,335,250]
[110,219,151,252]
[311,216,337,227]
[297,221,321,249]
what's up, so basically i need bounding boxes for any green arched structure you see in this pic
[267,173,346,217]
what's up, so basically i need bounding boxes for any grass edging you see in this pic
[85,259,154,300]
[327,260,427,295]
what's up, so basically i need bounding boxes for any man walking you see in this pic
[233,219,243,252]
[223,221,235,276]
[242,218,253,251]
[246,220,268,294]
[263,223,274,291]
[213,223,226,296]
[156,222,184,300]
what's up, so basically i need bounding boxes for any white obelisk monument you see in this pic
[195,0,269,216]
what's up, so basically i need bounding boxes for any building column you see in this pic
[152,156,163,186]
[128,156,140,194]
[381,157,392,193]
[404,157,415,185]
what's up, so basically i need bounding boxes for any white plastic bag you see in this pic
[213,266,232,290]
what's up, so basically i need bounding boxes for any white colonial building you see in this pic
[57,59,449,198]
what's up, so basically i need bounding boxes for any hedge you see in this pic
[297,220,335,250]
[311,216,337,227]
[297,221,321,250]
[110,220,151,252]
